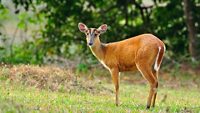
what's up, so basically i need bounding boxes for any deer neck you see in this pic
[89,37,106,60]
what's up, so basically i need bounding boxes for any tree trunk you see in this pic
[183,0,200,60]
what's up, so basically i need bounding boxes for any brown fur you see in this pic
[90,34,164,72]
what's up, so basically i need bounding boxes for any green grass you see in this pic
[0,65,200,113]
[0,79,200,113]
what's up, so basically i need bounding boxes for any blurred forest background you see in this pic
[0,0,200,69]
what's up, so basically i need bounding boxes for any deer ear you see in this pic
[97,24,107,34]
[78,23,88,32]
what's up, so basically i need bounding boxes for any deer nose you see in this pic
[88,42,93,46]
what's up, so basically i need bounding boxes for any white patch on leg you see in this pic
[136,64,147,81]
[154,47,161,71]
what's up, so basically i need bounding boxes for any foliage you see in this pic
[151,0,188,59]
[0,0,200,64]
[0,40,45,64]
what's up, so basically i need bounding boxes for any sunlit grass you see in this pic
[0,65,200,112]
[0,79,200,113]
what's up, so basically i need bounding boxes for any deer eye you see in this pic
[95,31,100,34]
[85,30,89,35]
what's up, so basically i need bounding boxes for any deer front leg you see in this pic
[110,68,120,106]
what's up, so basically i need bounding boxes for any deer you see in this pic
[78,23,165,109]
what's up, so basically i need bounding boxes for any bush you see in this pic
[0,41,45,64]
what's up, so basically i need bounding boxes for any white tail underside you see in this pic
[154,46,161,71]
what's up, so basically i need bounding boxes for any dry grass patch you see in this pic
[0,64,112,94]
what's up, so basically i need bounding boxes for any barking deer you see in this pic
[78,23,165,109]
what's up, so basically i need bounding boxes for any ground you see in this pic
[0,65,200,113]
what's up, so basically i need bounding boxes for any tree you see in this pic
[183,0,200,60]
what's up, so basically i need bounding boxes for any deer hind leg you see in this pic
[152,70,158,107]
[136,64,158,109]
[151,46,164,107]
[110,68,120,106]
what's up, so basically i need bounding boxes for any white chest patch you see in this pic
[100,60,110,71]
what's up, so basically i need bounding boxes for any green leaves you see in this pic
[1,0,199,64]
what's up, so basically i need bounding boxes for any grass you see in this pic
[0,65,200,113]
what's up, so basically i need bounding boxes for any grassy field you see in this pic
[0,65,200,113]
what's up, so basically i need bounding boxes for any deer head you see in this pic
[78,23,107,46]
